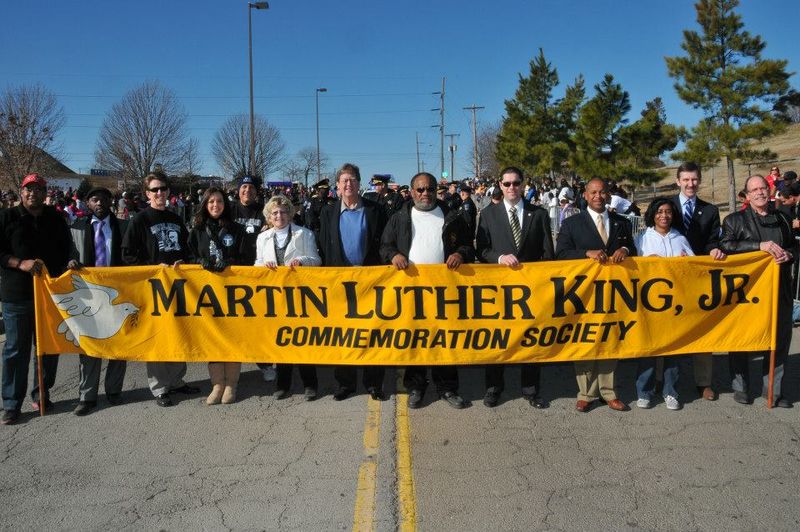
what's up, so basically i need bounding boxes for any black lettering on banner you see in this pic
[299,286,328,317]
[699,270,751,310]
[226,285,256,317]
[256,286,282,317]
[641,278,673,312]
[194,284,224,317]
[149,279,189,316]
[471,286,500,319]
[403,286,433,319]
[551,276,587,317]
[344,282,373,318]
[375,286,402,320]
[502,285,534,319]
[276,326,290,346]
[435,286,469,320]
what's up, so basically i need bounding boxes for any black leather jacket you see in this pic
[720,206,794,255]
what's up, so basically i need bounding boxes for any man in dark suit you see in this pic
[556,177,635,413]
[67,187,128,416]
[319,163,388,401]
[670,162,726,401]
[476,166,554,408]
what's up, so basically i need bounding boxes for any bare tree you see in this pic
[95,80,189,181]
[211,114,286,180]
[0,83,66,188]
[473,120,501,179]
[294,146,329,187]
[181,137,202,176]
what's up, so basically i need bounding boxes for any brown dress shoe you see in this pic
[699,386,717,401]
[606,399,629,411]
[575,400,593,412]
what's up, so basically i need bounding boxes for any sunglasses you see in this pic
[148,186,169,193]
[501,181,522,188]
[415,186,437,193]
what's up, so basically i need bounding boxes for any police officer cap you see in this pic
[460,182,472,193]
[398,185,409,192]
[371,174,391,186]
[314,178,330,190]
[437,184,448,193]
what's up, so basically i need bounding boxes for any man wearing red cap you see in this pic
[0,174,73,425]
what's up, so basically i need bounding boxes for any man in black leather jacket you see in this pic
[720,174,794,408]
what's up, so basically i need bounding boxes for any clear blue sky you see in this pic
[2,0,798,185]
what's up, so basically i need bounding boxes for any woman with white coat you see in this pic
[255,195,321,400]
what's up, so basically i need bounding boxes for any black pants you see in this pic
[275,364,317,391]
[484,364,541,397]
[404,366,459,394]
[334,366,385,391]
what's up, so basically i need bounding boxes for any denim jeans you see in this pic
[2,301,59,412]
[636,356,679,401]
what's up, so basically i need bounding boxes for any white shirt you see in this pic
[91,215,113,266]
[273,225,290,248]
[636,227,695,257]
[408,207,445,264]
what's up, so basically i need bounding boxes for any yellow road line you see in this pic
[396,394,417,532]
[353,397,382,532]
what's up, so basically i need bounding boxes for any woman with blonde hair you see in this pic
[255,195,322,400]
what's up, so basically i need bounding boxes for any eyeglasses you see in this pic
[270,210,289,217]
[415,186,437,193]
[501,181,522,188]
[148,186,169,193]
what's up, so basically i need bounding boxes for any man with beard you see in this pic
[67,187,129,416]
[380,172,474,409]
[122,172,200,407]
[0,174,72,425]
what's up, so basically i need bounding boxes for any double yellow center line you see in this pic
[352,394,417,532]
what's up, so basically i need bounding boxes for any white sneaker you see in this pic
[261,365,276,382]
[664,395,681,410]
[636,398,651,409]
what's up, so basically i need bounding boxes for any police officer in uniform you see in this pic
[445,181,462,212]
[371,174,403,218]
[458,182,477,237]
[305,178,333,235]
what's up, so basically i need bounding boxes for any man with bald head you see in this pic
[556,177,636,413]
[721,175,794,408]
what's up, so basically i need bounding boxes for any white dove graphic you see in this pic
[51,275,139,347]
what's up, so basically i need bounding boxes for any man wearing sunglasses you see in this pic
[721,175,794,408]
[476,166,554,409]
[556,177,635,413]
[380,172,475,409]
[122,172,199,407]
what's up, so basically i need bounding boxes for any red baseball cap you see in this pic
[21,174,47,189]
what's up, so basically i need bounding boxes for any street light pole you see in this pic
[315,87,327,181]
[248,2,269,178]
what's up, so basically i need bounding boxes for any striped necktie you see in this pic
[683,199,694,230]
[509,206,521,250]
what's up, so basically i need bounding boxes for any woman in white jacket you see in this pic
[255,195,322,400]
[633,198,694,411]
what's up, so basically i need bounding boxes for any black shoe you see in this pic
[527,396,549,409]
[171,384,201,395]
[156,393,173,407]
[367,387,386,401]
[440,391,466,409]
[106,393,123,405]
[274,389,289,400]
[304,387,317,401]
[773,397,792,408]
[73,401,97,416]
[483,390,500,408]
[1,410,20,425]
[333,387,354,401]
[407,389,424,409]
[733,391,750,405]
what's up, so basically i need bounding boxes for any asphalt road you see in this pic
[2,334,800,531]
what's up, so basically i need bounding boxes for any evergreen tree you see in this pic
[666,0,791,211]
[496,49,584,178]
[571,74,631,180]
[617,98,683,187]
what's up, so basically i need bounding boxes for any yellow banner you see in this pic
[34,252,777,364]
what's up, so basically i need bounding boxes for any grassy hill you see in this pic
[635,122,800,213]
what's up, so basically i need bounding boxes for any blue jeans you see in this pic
[636,356,679,401]
[2,301,59,412]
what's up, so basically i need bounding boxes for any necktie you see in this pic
[683,199,693,230]
[595,213,608,245]
[94,220,107,267]
[509,206,521,249]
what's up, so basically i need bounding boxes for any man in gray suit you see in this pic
[67,187,128,416]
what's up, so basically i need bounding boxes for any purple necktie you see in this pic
[94,220,107,267]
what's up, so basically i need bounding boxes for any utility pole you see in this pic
[463,104,484,178]
[415,132,421,173]
[431,77,446,180]
[446,133,460,182]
